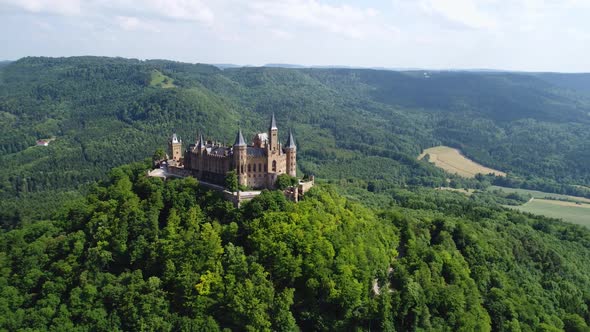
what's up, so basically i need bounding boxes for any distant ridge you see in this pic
[212,63,245,69]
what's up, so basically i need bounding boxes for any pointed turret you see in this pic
[233,128,247,187]
[286,129,296,149]
[269,114,279,152]
[234,128,246,147]
[196,131,205,148]
[269,113,277,130]
[285,129,297,177]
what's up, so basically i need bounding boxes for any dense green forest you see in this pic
[1,162,589,331]
[2,57,590,330]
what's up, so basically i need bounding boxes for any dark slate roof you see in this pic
[270,113,277,130]
[247,147,266,157]
[286,129,296,149]
[234,129,246,146]
[207,146,230,156]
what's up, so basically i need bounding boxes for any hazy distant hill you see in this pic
[535,72,590,94]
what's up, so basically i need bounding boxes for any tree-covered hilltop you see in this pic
[2,56,590,220]
[1,162,589,331]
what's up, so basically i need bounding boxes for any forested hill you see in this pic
[1,162,590,331]
[2,56,590,222]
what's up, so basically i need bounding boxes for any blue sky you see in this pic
[0,0,589,72]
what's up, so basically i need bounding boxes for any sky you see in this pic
[0,0,589,72]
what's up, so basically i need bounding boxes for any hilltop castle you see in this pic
[167,114,297,190]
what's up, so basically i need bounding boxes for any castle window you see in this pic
[248,164,251,172]
[272,160,277,172]
[253,164,256,172]
[259,163,262,172]
[241,165,244,174]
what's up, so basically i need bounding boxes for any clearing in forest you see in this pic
[150,70,176,88]
[493,186,590,227]
[418,146,506,178]
[512,198,590,227]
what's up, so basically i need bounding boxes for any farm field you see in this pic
[418,146,506,178]
[489,185,590,204]
[492,186,590,227]
[512,199,590,227]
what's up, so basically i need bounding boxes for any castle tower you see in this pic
[269,113,279,153]
[233,128,247,187]
[169,133,182,161]
[196,132,205,153]
[196,131,205,177]
[285,129,297,177]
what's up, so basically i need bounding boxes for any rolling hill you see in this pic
[1,56,590,223]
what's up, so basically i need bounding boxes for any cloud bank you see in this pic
[0,0,588,71]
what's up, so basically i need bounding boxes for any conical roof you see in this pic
[234,128,246,146]
[269,113,277,130]
[286,129,296,149]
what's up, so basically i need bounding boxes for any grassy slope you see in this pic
[418,145,506,177]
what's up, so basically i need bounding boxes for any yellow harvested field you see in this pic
[418,146,506,178]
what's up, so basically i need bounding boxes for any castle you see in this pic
[167,114,297,190]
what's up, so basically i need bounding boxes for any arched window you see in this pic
[272,160,277,172]
[259,163,262,172]
[241,165,244,174]
[248,164,251,172]
[253,164,256,172]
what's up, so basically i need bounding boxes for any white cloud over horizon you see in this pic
[0,0,589,71]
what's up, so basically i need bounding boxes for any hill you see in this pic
[1,162,589,331]
[1,56,590,224]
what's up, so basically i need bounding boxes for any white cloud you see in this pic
[417,0,497,30]
[247,0,397,39]
[116,16,160,32]
[270,28,292,40]
[98,0,215,25]
[0,0,81,16]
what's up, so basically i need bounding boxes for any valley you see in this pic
[420,146,590,225]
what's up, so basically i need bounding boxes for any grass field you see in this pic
[437,187,475,195]
[150,70,176,88]
[512,199,590,226]
[489,185,590,204]
[492,186,590,227]
[418,146,506,178]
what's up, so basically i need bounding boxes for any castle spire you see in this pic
[270,113,277,130]
[196,131,205,149]
[286,129,296,149]
[234,128,246,147]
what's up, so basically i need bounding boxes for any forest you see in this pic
[1,57,590,330]
[1,162,590,331]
